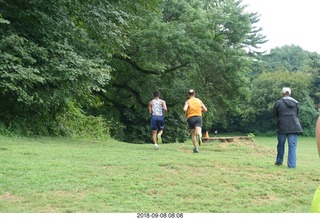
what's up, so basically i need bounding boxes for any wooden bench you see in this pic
[202,136,253,143]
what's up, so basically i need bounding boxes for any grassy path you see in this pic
[0,136,319,212]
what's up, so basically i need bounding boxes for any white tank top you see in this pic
[152,99,164,116]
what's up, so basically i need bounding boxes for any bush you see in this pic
[56,103,110,140]
[0,122,14,136]
[299,98,319,136]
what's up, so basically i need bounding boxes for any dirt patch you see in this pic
[0,192,22,201]
[253,194,278,204]
[100,165,117,170]
[162,166,180,174]
[159,163,181,174]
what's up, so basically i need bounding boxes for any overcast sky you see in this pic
[242,0,320,53]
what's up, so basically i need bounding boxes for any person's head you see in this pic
[188,89,195,97]
[281,87,291,97]
[153,90,160,98]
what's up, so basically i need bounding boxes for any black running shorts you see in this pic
[187,116,202,129]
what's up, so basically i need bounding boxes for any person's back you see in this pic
[273,87,302,168]
[273,96,303,134]
[151,99,165,117]
[187,97,202,118]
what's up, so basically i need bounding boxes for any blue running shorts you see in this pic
[150,116,165,131]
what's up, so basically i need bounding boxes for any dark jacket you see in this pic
[273,96,303,134]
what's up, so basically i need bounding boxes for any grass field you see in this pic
[0,135,319,213]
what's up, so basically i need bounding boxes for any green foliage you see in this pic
[262,45,309,72]
[107,120,126,142]
[4,0,319,140]
[306,52,320,107]
[237,70,317,135]
[0,0,138,136]
[247,132,255,142]
[252,71,311,111]
[56,103,110,140]
[162,112,189,143]
[0,122,14,136]
[0,34,45,104]
[299,95,319,136]
[234,45,319,136]
[0,13,9,24]
[104,0,266,143]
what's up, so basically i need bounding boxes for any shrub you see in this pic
[55,102,110,140]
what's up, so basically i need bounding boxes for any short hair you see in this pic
[282,87,291,95]
[153,90,160,97]
[188,89,195,96]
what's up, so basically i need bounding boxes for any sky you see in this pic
[242,0,320,53]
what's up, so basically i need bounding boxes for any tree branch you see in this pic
[112,83,147,107]
[164,62,190,73]
[113,54,190,75]
[113,54,160,75]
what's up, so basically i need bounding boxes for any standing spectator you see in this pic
[149,90,167,150]
[273,87,303,168]
[183,89,207,153]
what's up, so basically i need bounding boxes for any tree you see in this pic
[261,45,309,72]
[102,0,267,143]
[0,0,158,135]
[305,52,320,109]
[237,71,318,135]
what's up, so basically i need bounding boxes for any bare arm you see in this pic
[183,101,189,117]
[201,102,207,112]
[162,101,168,115]
[148,101,152,116]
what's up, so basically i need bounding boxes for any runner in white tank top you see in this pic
[148,91,167,150]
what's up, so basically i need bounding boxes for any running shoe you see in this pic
[193,147,198,153]
[154,144,159,150]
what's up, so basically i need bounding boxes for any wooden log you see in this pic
[202,136,253,143]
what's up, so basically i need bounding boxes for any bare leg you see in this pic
[194,126,202,147]
[195,126,202,138]
[152,130,157,144]
[157,129,163,144]
[190,129,197,147]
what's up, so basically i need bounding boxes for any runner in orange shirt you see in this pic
[183,89,207,153]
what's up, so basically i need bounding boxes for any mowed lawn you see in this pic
[0,135,319,213]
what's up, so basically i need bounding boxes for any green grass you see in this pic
[0,135,319,213]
